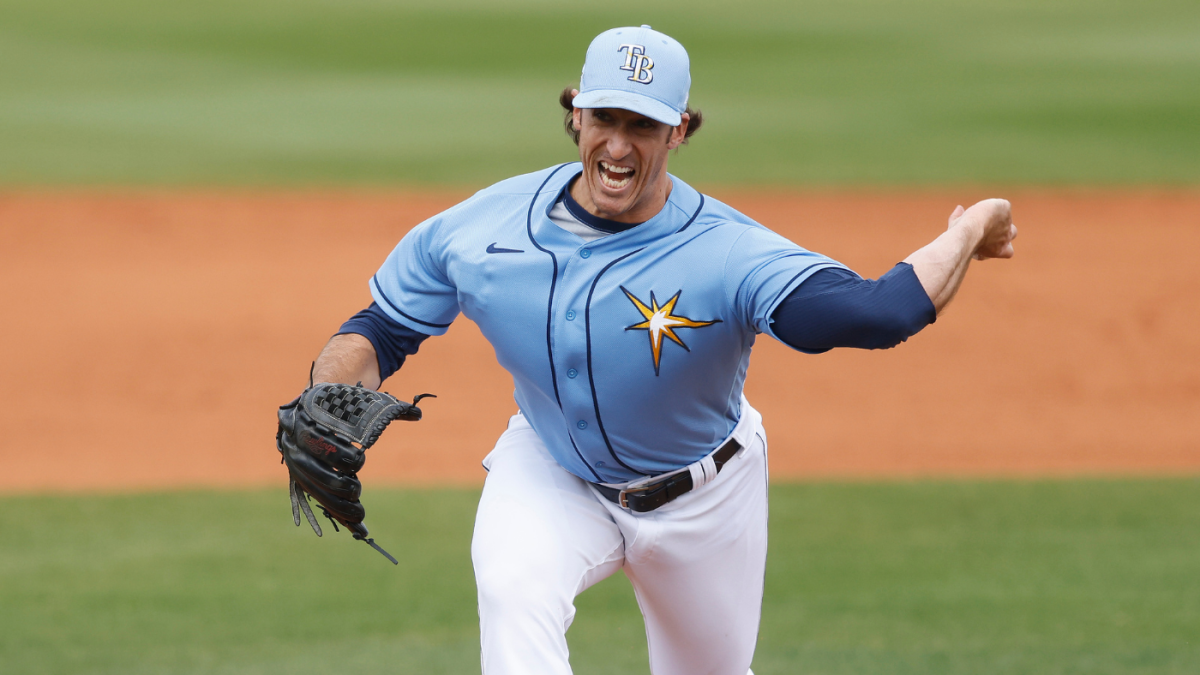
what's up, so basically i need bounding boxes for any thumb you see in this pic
[948,205,965,229]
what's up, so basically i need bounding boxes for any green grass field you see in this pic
[2,0,1197,186]
[2,480,1197,674]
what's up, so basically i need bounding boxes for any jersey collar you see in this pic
[560,178,643,234]
[534,163,704,250]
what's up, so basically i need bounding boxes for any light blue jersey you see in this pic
[371,163,846,484]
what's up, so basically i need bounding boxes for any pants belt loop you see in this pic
[688,454,718,489]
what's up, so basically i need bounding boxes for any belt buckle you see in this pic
[617,482,655,510]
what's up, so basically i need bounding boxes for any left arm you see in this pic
[904,199,1017,314]
[770,199,1017,352]
[770,264,935,353]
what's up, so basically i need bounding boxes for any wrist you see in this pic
[952,214,987,256]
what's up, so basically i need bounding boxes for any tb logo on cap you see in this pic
[618,44,654,84]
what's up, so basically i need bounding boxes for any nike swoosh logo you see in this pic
[486,243,525,254]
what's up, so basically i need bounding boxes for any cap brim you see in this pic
[572,90,682,126]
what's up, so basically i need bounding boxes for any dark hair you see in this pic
[559,87,703,146]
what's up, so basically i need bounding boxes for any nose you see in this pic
[606,129,633,160]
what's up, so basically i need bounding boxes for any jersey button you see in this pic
[566,310,576,321]
[577,420,588,430]
[580,249,592,259]
[567,368,578,379]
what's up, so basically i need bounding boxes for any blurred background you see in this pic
[3,0,1198,186]
[1,0,1198,673]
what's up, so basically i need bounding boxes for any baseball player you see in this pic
[298,25,1016,675]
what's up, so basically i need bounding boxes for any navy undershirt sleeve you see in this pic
[770,262,937,354]
[336,302,431,381]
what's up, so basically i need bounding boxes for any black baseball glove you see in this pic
[276,380,433,564]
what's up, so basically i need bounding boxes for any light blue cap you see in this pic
[573,25,690,127]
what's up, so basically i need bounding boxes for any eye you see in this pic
[594,110,614,123]
[636,119,659,132]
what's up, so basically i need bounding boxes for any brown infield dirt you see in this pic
[2,188,1198,492]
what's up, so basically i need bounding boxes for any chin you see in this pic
[595,195,633,217]
[584,183,630,216]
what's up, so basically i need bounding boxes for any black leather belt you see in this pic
[592,438,742,513]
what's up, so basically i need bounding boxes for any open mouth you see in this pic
[599,161,634,189]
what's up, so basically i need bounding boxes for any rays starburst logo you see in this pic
[621,286,721,376]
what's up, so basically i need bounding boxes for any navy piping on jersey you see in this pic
[564,432,598,483]
[674,194,705,233]
[525,164,603,483]
[370,275,453,328]
[585,248,649,477]
[560,182,642,234]
[761,258,837,320]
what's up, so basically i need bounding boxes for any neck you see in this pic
[561,180,642,233]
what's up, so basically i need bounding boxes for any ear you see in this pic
[572,107,583,132]
[666,112,690,149]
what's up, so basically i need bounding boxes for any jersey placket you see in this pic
[549,241,610,477]
[549,239,638,480]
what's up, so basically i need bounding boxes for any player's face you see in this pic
[571,107,689,224]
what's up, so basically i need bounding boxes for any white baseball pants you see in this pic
[471,403,768,675]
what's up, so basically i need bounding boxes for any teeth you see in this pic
[601,172,631,189]
[599,161,633,189]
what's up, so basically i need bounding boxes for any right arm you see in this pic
[311,302,432,390]
[312,333,382,389]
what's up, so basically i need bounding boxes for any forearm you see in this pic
[903,221,983,314]
[312,333,382,389]
[903,199,1016,314]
